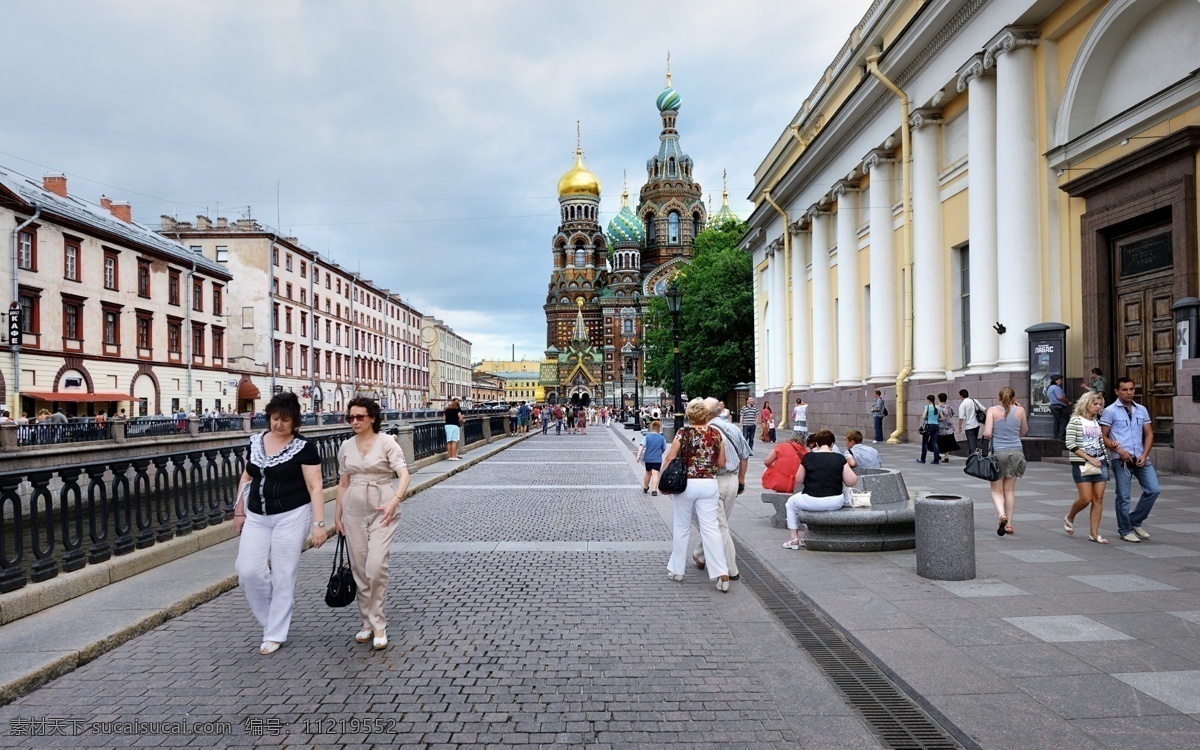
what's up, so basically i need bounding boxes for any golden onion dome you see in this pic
[557,149,601,197]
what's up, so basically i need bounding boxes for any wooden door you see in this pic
[1113,227,1175,442]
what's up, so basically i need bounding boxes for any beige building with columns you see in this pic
[743,0,1200,472]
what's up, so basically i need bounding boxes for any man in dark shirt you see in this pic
[444,398,464,461]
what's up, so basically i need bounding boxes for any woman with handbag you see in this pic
[761,434,808,492]
[936,393,961,463]
[981,387,1029,536]
[760,402,774,444]
[333,397,411,650]
[233,392,328,656]
[782,430,859,549]
[1063,391,1110,543]
[916,394,941,464]
[662,398,731,592]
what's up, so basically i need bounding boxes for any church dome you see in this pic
[607,203,645,246]
[656,84,681,112]
[557,150,601,197]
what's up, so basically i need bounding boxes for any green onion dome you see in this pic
[656,84,681,112]
[607,190,645,247]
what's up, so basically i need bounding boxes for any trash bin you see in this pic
[915,494,976,581]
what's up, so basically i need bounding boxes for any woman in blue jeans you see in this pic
[917,394,941,464]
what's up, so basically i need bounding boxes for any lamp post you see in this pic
[632,344,642,412]
[734,382,749,423]
[665,282,684,435]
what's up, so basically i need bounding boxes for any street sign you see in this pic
[7,307,22,348]
[273,385,283,394]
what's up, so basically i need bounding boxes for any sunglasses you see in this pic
[348,414,371,422]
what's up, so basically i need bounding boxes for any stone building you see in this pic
[162,217,429,412]
[742,0,1200,472]
[422,316,471,408]
[0,167,232,418]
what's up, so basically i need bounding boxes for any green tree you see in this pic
[643,218,753,401]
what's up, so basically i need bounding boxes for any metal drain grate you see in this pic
[737,547,977,750]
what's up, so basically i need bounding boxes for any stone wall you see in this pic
[1168,358,1200,475]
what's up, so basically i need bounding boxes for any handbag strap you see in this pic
[331,534,346,573]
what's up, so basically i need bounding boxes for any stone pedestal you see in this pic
[915,494,976,581]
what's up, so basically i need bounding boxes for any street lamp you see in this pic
[665,281,684,435]
[734,382,749,422]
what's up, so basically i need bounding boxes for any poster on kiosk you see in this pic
[1025,323,1069,438]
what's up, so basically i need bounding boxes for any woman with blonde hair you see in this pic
[1063,390,1110,543]
[981,387,1029,536]
[662,398,731,592]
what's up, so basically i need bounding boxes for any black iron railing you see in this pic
[126,417,188,439]
[489,415,507,435]
[464,419,485,445]
[16,421,113,448]
[412,422,446,460]
[0,430,350,593]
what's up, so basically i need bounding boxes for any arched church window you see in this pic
[668,212,680,244]
[646,213,656,243]
[693,212,701,239]
[575,246,586,267]
[623,319,633,335]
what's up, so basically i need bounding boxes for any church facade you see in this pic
[541,75,726,407]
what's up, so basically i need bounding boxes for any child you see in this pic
[636,420,666,496]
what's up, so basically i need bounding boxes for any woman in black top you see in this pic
[233,392,328,655]
[782,430,858,549]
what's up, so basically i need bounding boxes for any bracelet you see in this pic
[234,514,245,517]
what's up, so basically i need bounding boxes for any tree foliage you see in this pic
[642,218,754,401]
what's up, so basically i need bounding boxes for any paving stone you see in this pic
[1112,671,1200,714]
[934,579,1030,597]
[1003,615,1135,642]
[1000,549,1084,563]
[1069,574,1178,592]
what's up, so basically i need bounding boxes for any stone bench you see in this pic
[761,467,914,552]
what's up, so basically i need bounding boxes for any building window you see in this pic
[169,270,180,305]
[326,319,331,342]
[273,303,279,331]
[300,312,307,337]
[326,351,332,375]
[285,342,294,372]
[272,248,279,266]
[300,289,307,305]
[273,340,281,373]
[64,241,80,281]
[18,292,38,335]
[63,299,82,340]
[103,308,120,345]
[192,279,203,311]
[668,212,680,244]
[17,230,35,270]
[959,246,971,368]
[137,314,152,350]
[313,348,321,376]
[192,325,205,359]
[286,282,293,299]
[272,277,279,294]
[212,285,222,315]
[300,345,308,375]
[104,251,119,290]
[215,245,228,262]
[212,328,224,360]
[285,306,293,334]
[168,320,182,354]
[646,213,656,243]
[285,254,292,271]
[138,261,151,298]
[300,260,307,277]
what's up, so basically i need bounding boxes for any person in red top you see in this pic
[761,434,808,493]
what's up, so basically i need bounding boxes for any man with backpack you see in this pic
[957,389,986,455]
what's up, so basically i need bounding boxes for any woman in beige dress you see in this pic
[333,397,411,650]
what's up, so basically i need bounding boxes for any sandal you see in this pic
[782,538,803,550]
[1063,517,1074,536]
[1005,523,1015,535]
[259,641,282,655]
[1089,534,1109,544]
[997,516,1008,537]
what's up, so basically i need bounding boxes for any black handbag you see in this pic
[324,534,357,608]
[964,443,1001,482]
[658,428,690,495]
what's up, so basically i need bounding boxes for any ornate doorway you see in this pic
[1113,226,1175,440]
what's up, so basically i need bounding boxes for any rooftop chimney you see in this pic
[196,215,211,230]
[43,174,67,198]
[110,201,132,223]
[100,195,113,210]
[216,217,228,229]
[160,215,177,231]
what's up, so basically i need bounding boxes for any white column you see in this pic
[863,150,898,382]
[833,181,863,386]
[987,28,1041,371]
[808,207,834,388]
[958,53,999,373]
[909,108,946,380]
[771,239,788,389]
[789,225,812,388]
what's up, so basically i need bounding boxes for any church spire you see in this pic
[572,297,587,341]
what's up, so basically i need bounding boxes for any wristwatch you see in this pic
[312,521,326,528]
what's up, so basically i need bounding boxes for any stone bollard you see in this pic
[0,423,16,451]
[915,494,976,581]
[111,420,126,444]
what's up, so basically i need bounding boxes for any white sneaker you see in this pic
[1132,526,1150,539]
[1120,532,1141,543]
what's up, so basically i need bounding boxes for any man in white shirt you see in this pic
[692,397,752,580]
[957,389,983,454]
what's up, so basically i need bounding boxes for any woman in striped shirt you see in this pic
[1063,391,1110,543]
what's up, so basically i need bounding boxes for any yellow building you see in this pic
[474,359,542,375]
[743,0,1200,473]
[496,371,544,404]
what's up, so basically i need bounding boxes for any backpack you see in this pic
[971,399,986,425]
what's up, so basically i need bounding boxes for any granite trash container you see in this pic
[915,494,975,581]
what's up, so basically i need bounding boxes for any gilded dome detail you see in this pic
[557,149,601,197]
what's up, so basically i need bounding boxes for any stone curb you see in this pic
[0,431,534,707]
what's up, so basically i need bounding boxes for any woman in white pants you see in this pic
[663,398,731,592]
[783,430,858,549]
[234,392,328,655]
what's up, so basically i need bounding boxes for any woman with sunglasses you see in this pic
[333,397,411,650]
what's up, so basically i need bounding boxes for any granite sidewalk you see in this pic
[0,430,533,705]
[715,429,1200,750]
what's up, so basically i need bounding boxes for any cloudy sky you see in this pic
[2,0,872,361]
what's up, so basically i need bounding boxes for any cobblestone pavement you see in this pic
[0,428,881,749]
